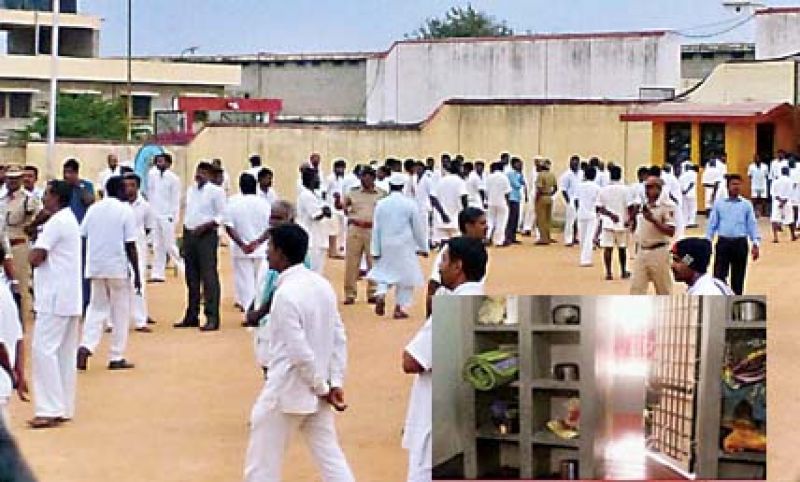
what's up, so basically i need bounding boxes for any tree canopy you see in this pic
[408,4,514,40]
[26,93,128,141]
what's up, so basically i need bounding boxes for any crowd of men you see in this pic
[0,144,786,480]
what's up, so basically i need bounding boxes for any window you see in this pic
[700,123,725,165]
[9,93,31,118]
[0,92,32,118]
[665,122,691,165]
[122,95,153,119]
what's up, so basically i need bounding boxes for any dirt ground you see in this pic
[6,217,793,481]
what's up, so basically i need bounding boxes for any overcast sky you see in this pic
[79,0,799,56]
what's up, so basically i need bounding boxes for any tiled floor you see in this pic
[603,413,687,481]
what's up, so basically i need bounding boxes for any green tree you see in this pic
[409,4,514,39]
[26,94,127,141]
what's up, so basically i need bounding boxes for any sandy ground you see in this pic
[6,216,794,481]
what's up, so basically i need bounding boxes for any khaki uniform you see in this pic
[1,187,42,318]
[535,171,557,243]
[630,201,674,295]
[343,185,386,300]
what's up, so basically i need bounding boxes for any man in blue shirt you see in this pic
[504,157,527,246]
[706,174,761,295]
[62,158,95,313]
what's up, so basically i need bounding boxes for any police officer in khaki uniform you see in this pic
[341,165,386,305]
[1,165,42,319]
[630,175,675,295]
[534,159,558,245]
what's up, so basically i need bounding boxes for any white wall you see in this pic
[366,32,681,124]
[755,9,800,59]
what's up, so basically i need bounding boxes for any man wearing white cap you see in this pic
[368,172,428,319]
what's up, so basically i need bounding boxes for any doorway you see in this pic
[756,123,775,163]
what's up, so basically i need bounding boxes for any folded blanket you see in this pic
[463,350,519,391]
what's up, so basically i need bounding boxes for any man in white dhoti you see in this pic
[147,153,183,282]
[430,162,468,245]
[403,236,487,482]
[28,181,82,429]
[662,164,685,239]
[413,161,434,248]
[702,159,725,215]
[559,156,582,246]
[324,160,347,259]
[122,173,155,332]
[297,167,332,274]
[224,173,271,314]
[243,223,354,482]
[369,173,429,320]
[0,242,27,425]
[680,164,698,228]
[77,176,141,371]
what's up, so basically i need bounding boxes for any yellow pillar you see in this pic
[725,122,756,198]
[651,122,665,165]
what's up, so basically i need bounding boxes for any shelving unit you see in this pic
[454,295,612,480]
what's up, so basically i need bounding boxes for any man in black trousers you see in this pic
[706,174,761,295]
[174,162,227,331]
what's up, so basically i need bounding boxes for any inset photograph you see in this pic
[433,295,766,480]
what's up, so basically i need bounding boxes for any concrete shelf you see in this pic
[531,430,580,449]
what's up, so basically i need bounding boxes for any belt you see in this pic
[9,238,27,247]
[641,242,668,250]
[348,220,373,229]
[718,236,747,242]
[703,184,716,187]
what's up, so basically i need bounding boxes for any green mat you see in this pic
[463,350,519,391]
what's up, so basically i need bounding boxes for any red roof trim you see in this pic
[620,103,793,122]
[370,30,672,59]
[755,7,800,15]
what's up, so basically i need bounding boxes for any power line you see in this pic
[677,15,751,33]
[676,14,754,39]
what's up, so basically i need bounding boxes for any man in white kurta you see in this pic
[403,236,487,482]
[485,163,511,247]
[413,163,434,248]
[244,223,353,482]
[96,153,122,198]
[559,156,582,245]
[679,164,698,227]
[297,168,332,274]
[324,160,348,258]
[78,177,140,370]
[522,159,540,237]
[662,165,685,239]
[575,168,600,267]
[224,173,271,313]
[123,174,155,331]
[702,160,725,213]
[430,166,468,244]
[29,181,82,428]
[369,173,428,319]
[147,153,183,282]
[0,264,25,424]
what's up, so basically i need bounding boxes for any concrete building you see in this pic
[0,2,240,142]
[365,31,682,124]
[680,43,755,87]
[755,6,800,59]
[151,53,369,122]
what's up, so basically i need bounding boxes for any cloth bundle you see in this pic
[477,297,507,325]
[463,350,519,391]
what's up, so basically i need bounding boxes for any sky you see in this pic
[79,0,800,57]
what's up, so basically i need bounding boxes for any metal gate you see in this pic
[646,296,702,475]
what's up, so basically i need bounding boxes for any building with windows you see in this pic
[0,0,240,142]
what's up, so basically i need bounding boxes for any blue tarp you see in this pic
[132,144,165,196]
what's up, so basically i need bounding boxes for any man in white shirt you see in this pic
[425,207,488,317]
[256,167,279,205]
[679,164,698,228]
[789,159,800,228]
[324,159,348,259]
[430,163,468,245]
[224,173,271,314]
[769,150,789,183]
[0,246,27,424]
[297,167,333,274]
[661,164,685,238]
[245,154,264,181]
[243,224,354,482]
[464,162,486,209]
[596,165,632,280]
[212,158,232,197]
[522,158,540,238]
[770,166,795,242]
[174,162,227,332]
[368,173,428,319]
[122,173,155,332]
[559,156,582,246]
[77,176,140,371]
[22,165,45,200]
[671,237,733,295]
[747,156,769,218]
[484,162,511,247]
[702,159,725,214]
[28,180,82,429]
[575,166,600,267]
[413,162,434,248]
[403,236,487,482]
[147,153,183,282]
[96,153,122,198]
